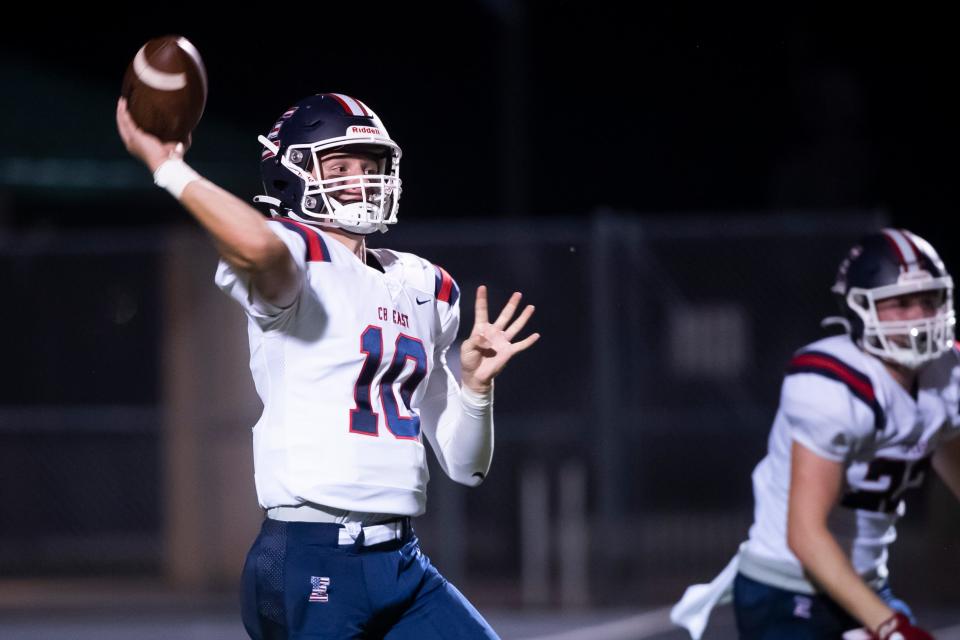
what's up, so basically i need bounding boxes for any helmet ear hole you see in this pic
[273,180,288,192]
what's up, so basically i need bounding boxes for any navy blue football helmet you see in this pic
[254,93,402,234]
[831,228,955,368]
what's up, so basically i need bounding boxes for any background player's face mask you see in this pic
[848,276,956,369]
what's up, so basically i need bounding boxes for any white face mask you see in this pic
[847,276,956,369]
[300,159,402,235]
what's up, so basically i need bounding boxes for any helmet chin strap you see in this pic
[334,221,383,235]
[335,204,385,235]
[313,195,385,235]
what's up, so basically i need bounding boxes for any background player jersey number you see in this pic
[350,326,428,439]
[841,457,930,513]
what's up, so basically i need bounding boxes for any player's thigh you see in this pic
[384,563,498,640]
[283,543,370,639]
[242,521,372,640]
[733,573,849,640]
[241,524,288,640]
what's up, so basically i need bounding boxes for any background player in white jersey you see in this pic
[116,93,539,639]
[672,228,960,639]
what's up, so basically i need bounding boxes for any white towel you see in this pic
[670,545,744,640]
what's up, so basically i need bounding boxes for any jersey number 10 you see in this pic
[350,325,428,439]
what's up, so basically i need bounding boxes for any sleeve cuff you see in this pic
[460,382,494,409]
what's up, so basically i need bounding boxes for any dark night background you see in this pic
[2,4,960,634]
[2,4,957,246]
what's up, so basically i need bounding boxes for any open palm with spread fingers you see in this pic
[460,286,540,393]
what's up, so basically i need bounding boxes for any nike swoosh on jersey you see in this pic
[416,297,431,305]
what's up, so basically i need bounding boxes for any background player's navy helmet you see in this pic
[831,228,955,368]
[255,93,402,234]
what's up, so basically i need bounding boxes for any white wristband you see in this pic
[153,158,200,199]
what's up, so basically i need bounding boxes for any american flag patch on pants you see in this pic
[309,576,330,603]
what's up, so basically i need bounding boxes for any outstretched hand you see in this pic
[116,97,190,173]
[460,285,540,394]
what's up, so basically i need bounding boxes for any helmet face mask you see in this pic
[846,278,955,369]
[290,140,401,234]
[258,94,403,235]
[833,229,956,370]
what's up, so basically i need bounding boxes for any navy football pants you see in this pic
[241,519,499,639]
[733,573,914,639]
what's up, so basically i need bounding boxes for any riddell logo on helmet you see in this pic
[348,126,383,136]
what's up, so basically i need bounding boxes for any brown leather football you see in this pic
[121,35,207,143]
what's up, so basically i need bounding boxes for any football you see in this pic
[121,35,207,143]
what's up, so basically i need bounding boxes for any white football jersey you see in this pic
[744,334,960,587]
[215,220,461,516]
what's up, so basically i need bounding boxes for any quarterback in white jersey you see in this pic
[117,92,539,639]
[216,223,473,517]
[673,229,960,640]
